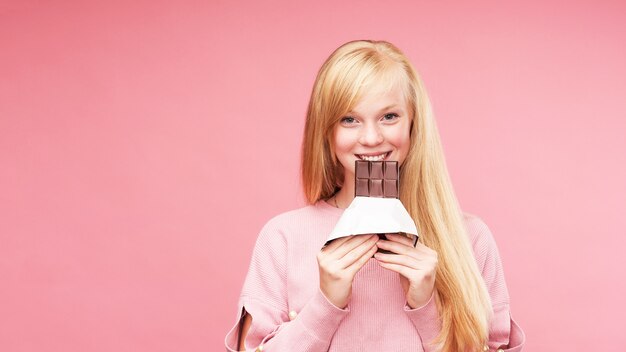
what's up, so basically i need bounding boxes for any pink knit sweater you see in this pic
[225,201,525,351]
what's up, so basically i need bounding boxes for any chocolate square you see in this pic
[384,179,398,198]
[370,179,383,197]
[384,162,398,179]
[355,179,369,197]
[355,160,370,179]
[370,161,384,179]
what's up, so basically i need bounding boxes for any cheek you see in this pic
[388,124,412,160]
[332,129,357,173]
[333,129,353,156]
[388,126,411,148]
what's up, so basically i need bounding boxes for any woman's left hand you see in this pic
[374,233,438,309]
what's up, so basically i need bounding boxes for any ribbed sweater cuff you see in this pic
[296,288,350,342]
[404,293,441,346]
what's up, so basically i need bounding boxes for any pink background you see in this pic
[1,0,625,351]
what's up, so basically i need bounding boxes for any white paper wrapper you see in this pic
[326,196,419,244]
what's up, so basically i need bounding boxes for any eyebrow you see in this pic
[348,104,401,115]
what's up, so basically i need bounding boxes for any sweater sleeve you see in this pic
[467,216,526,352]
[224,219,349,351]
[403,291,442,351]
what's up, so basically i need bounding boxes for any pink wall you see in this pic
[1,0,625,350]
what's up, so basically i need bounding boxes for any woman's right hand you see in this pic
[317,234,379,309]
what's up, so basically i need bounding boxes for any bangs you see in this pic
[329,57,410,125]
[356,63,410,110]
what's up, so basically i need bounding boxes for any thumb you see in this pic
[400,274,409,294]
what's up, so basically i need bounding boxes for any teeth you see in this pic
[358,153,388,161]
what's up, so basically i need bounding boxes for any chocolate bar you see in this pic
[355,160,402,253]
[354,160,399,198]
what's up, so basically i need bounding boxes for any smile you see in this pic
[356,152,390,161]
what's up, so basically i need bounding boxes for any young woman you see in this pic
[225,40,525,352]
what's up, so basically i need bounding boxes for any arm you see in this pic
[403,291,442,351]
[468,216,525,351]
[224,220,351,352]
[374,234,442,351]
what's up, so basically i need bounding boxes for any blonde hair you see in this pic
[301,40,493,351]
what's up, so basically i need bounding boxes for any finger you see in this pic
[413,241,437,255]
[321,235,354,253]
[337,235,378,268]
[376,260,413,278]
[332,234,376,259]
[374,252,421,270]
[385,233,415,247]
[346,242,378,274]
[387,234,428,253]
[376,239,420,258]
[379,237,437,259]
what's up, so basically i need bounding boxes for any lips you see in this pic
[355,152,390,161]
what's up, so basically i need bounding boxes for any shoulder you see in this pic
[461,212,501,270]
[264,203,324,225]
[260,202,329,234]
[461,212,512,307]
[461,212,493,245]
[254,202,338,247]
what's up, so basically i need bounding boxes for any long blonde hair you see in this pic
[301,40,493,351]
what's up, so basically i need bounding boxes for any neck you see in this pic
[334,177,355,209]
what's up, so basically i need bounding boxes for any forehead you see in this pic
[347,61,409,110]
[349,83,408,115]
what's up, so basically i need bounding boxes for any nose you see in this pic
[359,123,384,146]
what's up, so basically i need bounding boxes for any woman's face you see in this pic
[332,84,412,186]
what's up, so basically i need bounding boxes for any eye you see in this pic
[382,113,400,121]
[340,116,357,125]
